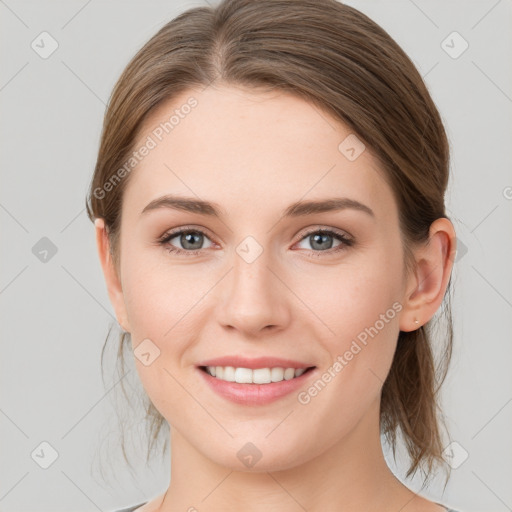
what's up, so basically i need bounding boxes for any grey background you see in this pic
[1,1,511,511]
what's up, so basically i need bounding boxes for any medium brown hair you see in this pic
[86,0,454,486]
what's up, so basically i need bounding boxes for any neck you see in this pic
[158,399,416,512]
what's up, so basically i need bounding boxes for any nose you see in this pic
[216,246,291,336]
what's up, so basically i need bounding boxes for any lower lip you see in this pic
[197,367,317,405]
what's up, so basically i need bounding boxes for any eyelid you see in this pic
[158,225,217,243]
[296,225,353,243]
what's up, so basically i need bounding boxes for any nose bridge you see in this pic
[233,242,272,295]
[217,234,290,334]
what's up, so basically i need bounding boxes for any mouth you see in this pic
[198,365,316,384]
[196,363,318,405]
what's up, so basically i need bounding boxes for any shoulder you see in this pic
[435,504,460,512]
[114,499,461,512]
[112,502,147,512]
[114,491,166,512]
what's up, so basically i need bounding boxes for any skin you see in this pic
[95,84,455,512]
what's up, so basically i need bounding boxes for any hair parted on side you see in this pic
[86,0,454,486]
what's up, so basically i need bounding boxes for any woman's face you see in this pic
[107,84,415,471]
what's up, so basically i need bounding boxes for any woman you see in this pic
[87,0,460,510]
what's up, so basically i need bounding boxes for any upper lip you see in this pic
[197,356,315,370]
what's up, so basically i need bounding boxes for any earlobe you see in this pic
[399,218,456,332]
[94,218,131,332]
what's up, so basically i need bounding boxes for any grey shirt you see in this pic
[113,502,460,511]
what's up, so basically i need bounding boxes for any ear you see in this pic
[399,218,456,332]
[95,218,131,332]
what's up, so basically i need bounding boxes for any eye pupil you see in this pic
[182,231,203,250]
[310,232,333,251]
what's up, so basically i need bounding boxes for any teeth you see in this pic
[271,367,284,382]
[205,366,309,384]
[235,367,254,383]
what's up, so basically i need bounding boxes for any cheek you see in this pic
[120,255,207,421]
[119,246,217,383]
[120,243,206,338]
[302,248,404,404]
[310,251,403,346]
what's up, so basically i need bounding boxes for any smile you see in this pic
[200,365,314,384]
[197,365,317,405]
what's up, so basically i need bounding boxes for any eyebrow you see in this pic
[141,194,374,218]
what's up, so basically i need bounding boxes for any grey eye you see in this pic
[167,230,213,251]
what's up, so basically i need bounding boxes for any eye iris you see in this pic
[181,231,203,250]
[310,232,333,251]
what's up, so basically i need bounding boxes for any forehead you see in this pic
[124,84,395,221]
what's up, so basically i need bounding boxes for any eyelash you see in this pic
[157,226,354,258]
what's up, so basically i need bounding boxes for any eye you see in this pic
[294,228,353,256]
[158,227,214,256]
[158,226,353,257]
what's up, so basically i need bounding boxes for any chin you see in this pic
[199,437,313,473]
